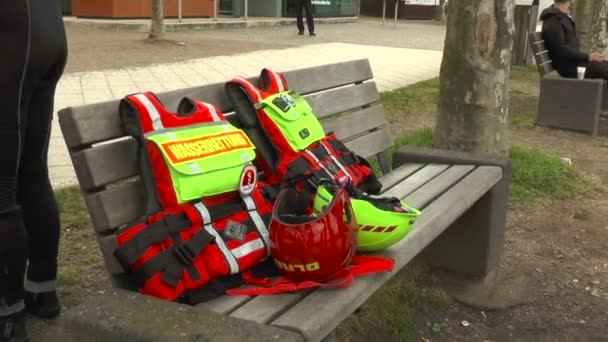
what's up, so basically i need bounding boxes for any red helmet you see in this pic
[269,183,358,282]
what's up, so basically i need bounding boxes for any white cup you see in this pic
[577,66,586,79]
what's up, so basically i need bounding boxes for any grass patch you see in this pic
[510,65,540,83]
[381,77,439,121]
[391,128,586,206]
[394,127,434,148]
[511,111,537,127]
[54,186,108,307]
[55,186,90,230]
[509,145,585,204]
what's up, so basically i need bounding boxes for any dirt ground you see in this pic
[31,22,608,342]
[410,127,608,342]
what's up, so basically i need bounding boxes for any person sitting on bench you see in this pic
[541,0,608,79]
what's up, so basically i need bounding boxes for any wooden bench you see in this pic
[528,31,608,136]
[56,58,510,341]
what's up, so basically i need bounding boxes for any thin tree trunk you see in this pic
[433,0,515,157]
[149,0,165,40]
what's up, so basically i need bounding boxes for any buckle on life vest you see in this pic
[172,242,197,266]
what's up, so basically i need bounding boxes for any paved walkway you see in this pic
[50,42,443,188]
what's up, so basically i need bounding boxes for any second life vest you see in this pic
[116,92,277,303]
[224,68,382,195]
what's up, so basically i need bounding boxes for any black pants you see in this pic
[297,0,315,34]
[581,61,608,80]
[0,0,67,315]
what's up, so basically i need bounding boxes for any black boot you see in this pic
[0,310,28,342]
[24,291,60,319]
[0,207,28,341]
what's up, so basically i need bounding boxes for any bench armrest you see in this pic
[392,146,510,175]
[392,146,511,276]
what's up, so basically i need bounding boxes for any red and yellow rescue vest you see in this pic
[225,68,382,194]
[116,92,275,302]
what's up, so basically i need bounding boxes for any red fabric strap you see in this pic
[225,255,394,296]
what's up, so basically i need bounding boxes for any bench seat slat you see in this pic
[321,104,388,140]
[196,295,253,314]
[405,165,475,209]
[382,164,450,199]
[270,166,503,341]
[229,291,311,324]
[379,163,425,193]
[221,165,473,326]
[220,164,458,324]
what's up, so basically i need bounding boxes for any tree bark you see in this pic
[573,0,607,55]
[149,0,165,40]
[433,0,515,157]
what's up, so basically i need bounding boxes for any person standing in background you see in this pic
[1,0,68,341]
[297,0,316,36]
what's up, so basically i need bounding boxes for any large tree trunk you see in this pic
[433,0,515,157]
[149,0,165,40]
[573,0,608,55]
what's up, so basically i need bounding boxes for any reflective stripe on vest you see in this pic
[194,202,241,275]
[127,92,224,134]
[243,195,270,256]
[319,140,351,182]
[194,201,269,274]
[134,93,164,131]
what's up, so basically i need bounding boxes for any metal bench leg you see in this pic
[393,147,511,276]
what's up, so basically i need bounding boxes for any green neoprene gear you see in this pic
[147,122,256,204]
[313,184,422,252]
[260,91,326,151]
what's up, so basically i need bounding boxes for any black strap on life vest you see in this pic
[129,228,216,288]
[114,213,193,269]
[179,258,281,305]
[119,98,166,219]
[284,140,361,182]
[115,189,277,289]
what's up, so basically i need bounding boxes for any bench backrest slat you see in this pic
[69,80,386,193]
[323,104,387,140]
[59,59,375,150]
[527,32,554,76]
[305,81,380,119]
